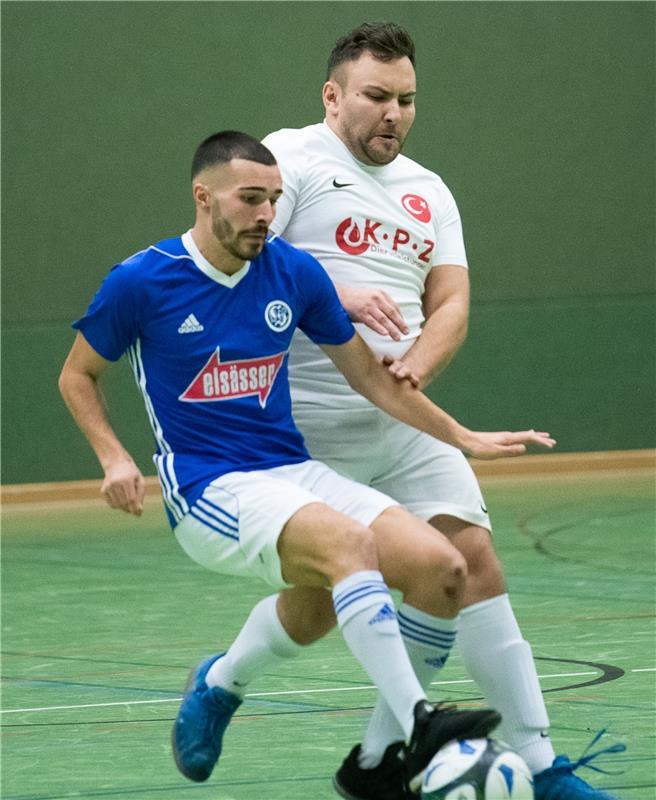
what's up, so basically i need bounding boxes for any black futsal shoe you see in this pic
[333,741,412,800]
[403,700,502,794]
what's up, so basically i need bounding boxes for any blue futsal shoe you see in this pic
[533,729,626,800]
[172,654,242,782]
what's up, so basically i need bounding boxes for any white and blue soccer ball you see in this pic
[421,738,534,799]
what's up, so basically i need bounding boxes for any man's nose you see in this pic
[257,201,276,225]
[383,99,402,122]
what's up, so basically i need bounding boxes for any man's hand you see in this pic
[382,354,420,387]
[337,286,409,341]
[101,459,146,516]
[462,430,556,460]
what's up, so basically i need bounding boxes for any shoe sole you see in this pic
[332,774,367,800]
[407,709,501,793]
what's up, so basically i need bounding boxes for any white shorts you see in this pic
[174,459,397,589]
[292,403,491,531]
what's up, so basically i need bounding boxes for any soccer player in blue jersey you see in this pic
[59,131,555,791]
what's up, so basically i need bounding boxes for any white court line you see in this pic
[0,669,604,716]
[2,668,652,716]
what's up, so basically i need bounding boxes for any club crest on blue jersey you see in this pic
[264,300,292,332]
[179,347,286,408]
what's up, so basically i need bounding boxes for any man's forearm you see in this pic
[59,371,133,471]
[332,337,471,451]
[359,370,470,448]
[401,300,468,390]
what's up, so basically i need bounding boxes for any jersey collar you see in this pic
[182,230,251,288]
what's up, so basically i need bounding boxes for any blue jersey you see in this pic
[74,231,355,528]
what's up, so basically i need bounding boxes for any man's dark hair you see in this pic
[191,130,276,179]
[327,22,415,79]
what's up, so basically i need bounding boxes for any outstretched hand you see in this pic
[463,430,556,460]
[337,286,409,341]
[101,459,146,516]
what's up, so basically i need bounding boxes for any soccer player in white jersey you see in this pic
[262,22,623,800]
[58,131,563,791]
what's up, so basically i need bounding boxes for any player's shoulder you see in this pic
[263,123,325,160]
[395,152,449,189]
[392,153,458,209]
[107,235,190,285]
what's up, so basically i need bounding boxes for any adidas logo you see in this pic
[178,314,204,334]
[368,603,397,626]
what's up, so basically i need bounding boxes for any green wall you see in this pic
[2,2,654,483]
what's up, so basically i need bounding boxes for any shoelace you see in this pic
[563,729,627,776]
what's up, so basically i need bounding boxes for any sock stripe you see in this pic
[397,610,457,636]
[398,612,456,648]
[333,580,389,605]
[334,584,391,616]
[399,628,456,649]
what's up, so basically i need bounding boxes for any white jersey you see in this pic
[263,122,468,407]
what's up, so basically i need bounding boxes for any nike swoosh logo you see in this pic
[480,503,488,514]
[332,179,354,188]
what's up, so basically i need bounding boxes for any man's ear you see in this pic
[322,79,341,116]
[192,181,210,209]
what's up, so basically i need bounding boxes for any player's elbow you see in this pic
[58,360,92,406]
[58,363,75,405]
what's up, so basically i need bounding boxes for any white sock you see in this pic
[333,570,425,741]
[457,594,556,774]
[205,594,303,697]
[359,605,457,768]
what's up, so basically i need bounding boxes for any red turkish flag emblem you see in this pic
[401,194,431,223]
[179,348,286,408]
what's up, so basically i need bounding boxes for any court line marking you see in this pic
[2,668,652,715]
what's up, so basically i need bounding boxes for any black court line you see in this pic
[2,772,332,800]
[518,505,655,573]
[6,778,655,800]
[534,656,624,692]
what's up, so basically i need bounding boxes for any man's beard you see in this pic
[212,215,266,261]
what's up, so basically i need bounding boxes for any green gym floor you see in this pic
[2,469,655,799]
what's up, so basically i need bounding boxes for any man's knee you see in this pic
[430,515,506,601]
[422,539,467,602]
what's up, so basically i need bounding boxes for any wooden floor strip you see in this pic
[2,449,653,506]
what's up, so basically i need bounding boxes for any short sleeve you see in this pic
[432,183,468,268]
[262,129,303,236]
[73,264,140,361]
[295,252,355,346]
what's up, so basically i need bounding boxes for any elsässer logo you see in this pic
[179,348,286,408]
